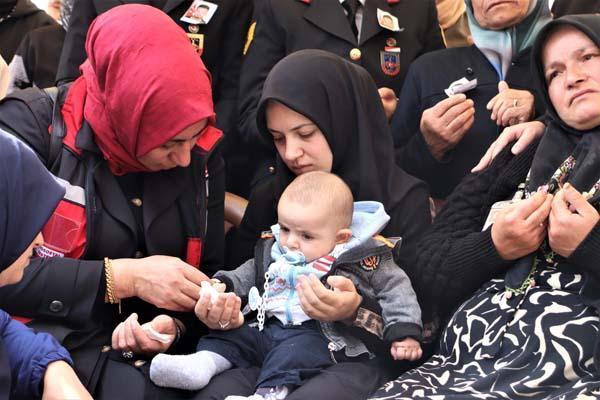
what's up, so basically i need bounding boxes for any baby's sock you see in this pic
[150,350,232,390]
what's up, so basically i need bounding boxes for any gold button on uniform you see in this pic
[101,345,111,353]
[131,198,142,207]
[349,48,361,61]
[268,166,275,174]
[134,360,147,368]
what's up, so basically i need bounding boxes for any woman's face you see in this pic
[543,26,600,131]
[472,0,530,30]
[138,119,208,171]
[0,232,44,286]
[266,101,333,175]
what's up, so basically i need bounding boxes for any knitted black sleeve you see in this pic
[404,140,539,326]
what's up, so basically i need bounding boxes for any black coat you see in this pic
[8,24,65,92]
[0,0,55,62]
[237,0,444,180]
[392,45,546,199]
[56,0,252,137]
[0,86,225,394]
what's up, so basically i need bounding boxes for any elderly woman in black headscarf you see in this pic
[0,130,91,399]
[370,14,600,399]
[210,49,431,400]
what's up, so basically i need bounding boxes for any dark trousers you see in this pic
[197,320,333,388]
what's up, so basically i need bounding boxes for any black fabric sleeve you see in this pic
[201,151,226,277]
[403,142,538,325]
[384,322,422,342]
[226,177,277,267]
[7,32,34,91]
[0,92,53,164]
[237,0,286,149]
[212,0,253,136]
[55,0,97,84]
[387,181,431,275]
[391,60,445,182]
[0,258,105,327]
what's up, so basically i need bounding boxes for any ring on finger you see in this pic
[218,320,230,329]
[122,350,134,359]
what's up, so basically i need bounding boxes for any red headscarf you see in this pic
[61,4,220,175]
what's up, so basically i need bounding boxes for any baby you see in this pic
[150,171,422,400]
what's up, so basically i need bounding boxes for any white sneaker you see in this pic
[224,386,289,400]
[258,386,290,400]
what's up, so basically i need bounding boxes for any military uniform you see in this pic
[237,0,444,185]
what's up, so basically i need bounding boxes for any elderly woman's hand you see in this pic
[491,191,553,260]
[549,184,600,258]
[112,313,177,356]
[296,275,363,322]
[194,291,244,330]
[420,94,475,161]
[472,121,546,172]
[487,81,535,127]
[112,255,209,312]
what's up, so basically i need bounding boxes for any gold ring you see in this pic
[122,350,134,359]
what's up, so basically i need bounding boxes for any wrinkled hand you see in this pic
[112,255,209,311]
[472,121,546,172]
[549,184,600,258]
[42,361,92,400]
[420,94,475,160]
[390,337,422,361]
[378,87,398,122]
[112,313,177,356]
[195,291,244,330]
[296,275,362,322]
[486,81,535,127]
[491,191,553,260]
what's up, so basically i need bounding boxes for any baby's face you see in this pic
[277,200,342,262]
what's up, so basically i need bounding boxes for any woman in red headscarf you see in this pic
[0,4,226,398]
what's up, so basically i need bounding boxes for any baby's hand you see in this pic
[390,337,422,361]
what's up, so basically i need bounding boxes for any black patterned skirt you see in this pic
[370,265,600,399]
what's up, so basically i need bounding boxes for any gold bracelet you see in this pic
[104,257,121,314]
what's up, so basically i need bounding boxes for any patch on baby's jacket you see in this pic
[360,255,380,271]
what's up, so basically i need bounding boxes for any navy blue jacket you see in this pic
[0,310,72,399]
[392,45,546,199]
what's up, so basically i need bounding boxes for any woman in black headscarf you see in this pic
[215,49,431,400]
[370,14,600,399]
[0,130,91,399]
[231,49,431,270]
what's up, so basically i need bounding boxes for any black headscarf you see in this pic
[256,49,429,238]
[527,15,600,197]
[0,130,64,269]
[552,0,600,18]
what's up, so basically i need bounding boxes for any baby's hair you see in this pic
[280,171,353,229]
